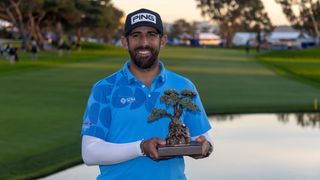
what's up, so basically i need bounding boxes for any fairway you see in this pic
[257,48,320,88]
[160,47,320,113]
[0,45,320,179]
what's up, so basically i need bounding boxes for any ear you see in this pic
[160,34,167,49]
[121,36,129,51]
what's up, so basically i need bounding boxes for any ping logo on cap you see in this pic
[131,13,156,25]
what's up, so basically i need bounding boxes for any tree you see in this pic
[0,0,80,49]
[25,1,47,48]
[0,0,123,49]
[275,0,320,46]
[196,0,273,47]
[148,89,200,145]
[0,0,28,47]
[169,19,196,39]
[73,0,123,44]
[42,1,82,47]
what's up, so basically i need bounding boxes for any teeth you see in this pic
[138,50,150,55]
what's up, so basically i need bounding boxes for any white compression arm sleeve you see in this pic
[82,131,212,166]
[81,135,143,166]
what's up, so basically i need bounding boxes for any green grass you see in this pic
[0,44,319,179]
[160,47,320,113]
[256,48,320,88]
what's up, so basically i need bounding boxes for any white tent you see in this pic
[267,32,315,49]
[198,33,221,45]
[232,32,257,46]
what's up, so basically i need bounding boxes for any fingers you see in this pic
[193,135,211,158]
[142,138,166,160]
[143,136,213,160]
[195,135,206,143]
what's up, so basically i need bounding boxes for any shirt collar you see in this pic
[121,60,167,84]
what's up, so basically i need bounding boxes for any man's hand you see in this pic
[190,135,213,159]
[141,138,166,160]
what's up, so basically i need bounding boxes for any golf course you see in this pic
[0,44,319,179]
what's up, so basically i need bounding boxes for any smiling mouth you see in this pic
[137,50,151,56]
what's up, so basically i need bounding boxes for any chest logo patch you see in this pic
[120,97,136,104]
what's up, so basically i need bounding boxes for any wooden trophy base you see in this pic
[158,141,202,157]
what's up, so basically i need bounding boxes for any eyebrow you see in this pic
[129,30,159,35]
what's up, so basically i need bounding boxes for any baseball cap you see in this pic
[124,8,163,36]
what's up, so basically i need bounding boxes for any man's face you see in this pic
[122,26,166,70]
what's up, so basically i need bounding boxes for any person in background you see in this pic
[31,39,38,60]
[8,46,18,64]
[246,40,250,54]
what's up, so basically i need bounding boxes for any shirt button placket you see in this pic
[140,84,151,98]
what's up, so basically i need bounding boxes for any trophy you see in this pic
[148,89,203,157]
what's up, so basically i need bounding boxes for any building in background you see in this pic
[267,26,315,49]
[232,26,315,49]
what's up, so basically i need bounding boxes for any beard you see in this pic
[128,45,160,70]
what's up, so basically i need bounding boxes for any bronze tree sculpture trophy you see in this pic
[148,89,202,157]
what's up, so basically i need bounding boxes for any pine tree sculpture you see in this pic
[148,89,200,145]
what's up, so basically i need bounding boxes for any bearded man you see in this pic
[81,8,213,180]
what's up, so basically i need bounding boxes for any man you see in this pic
[81,8,213,180]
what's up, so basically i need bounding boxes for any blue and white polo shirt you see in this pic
[81,60,211,180]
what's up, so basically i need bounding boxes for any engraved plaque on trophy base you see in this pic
[158,141,202,157]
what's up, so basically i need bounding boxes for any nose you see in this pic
[140,34,149,46]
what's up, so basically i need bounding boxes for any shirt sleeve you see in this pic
[81,81,114,140]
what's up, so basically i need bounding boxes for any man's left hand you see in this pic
[190,135,213,159]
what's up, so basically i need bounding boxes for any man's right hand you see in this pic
[141,138,166,160]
